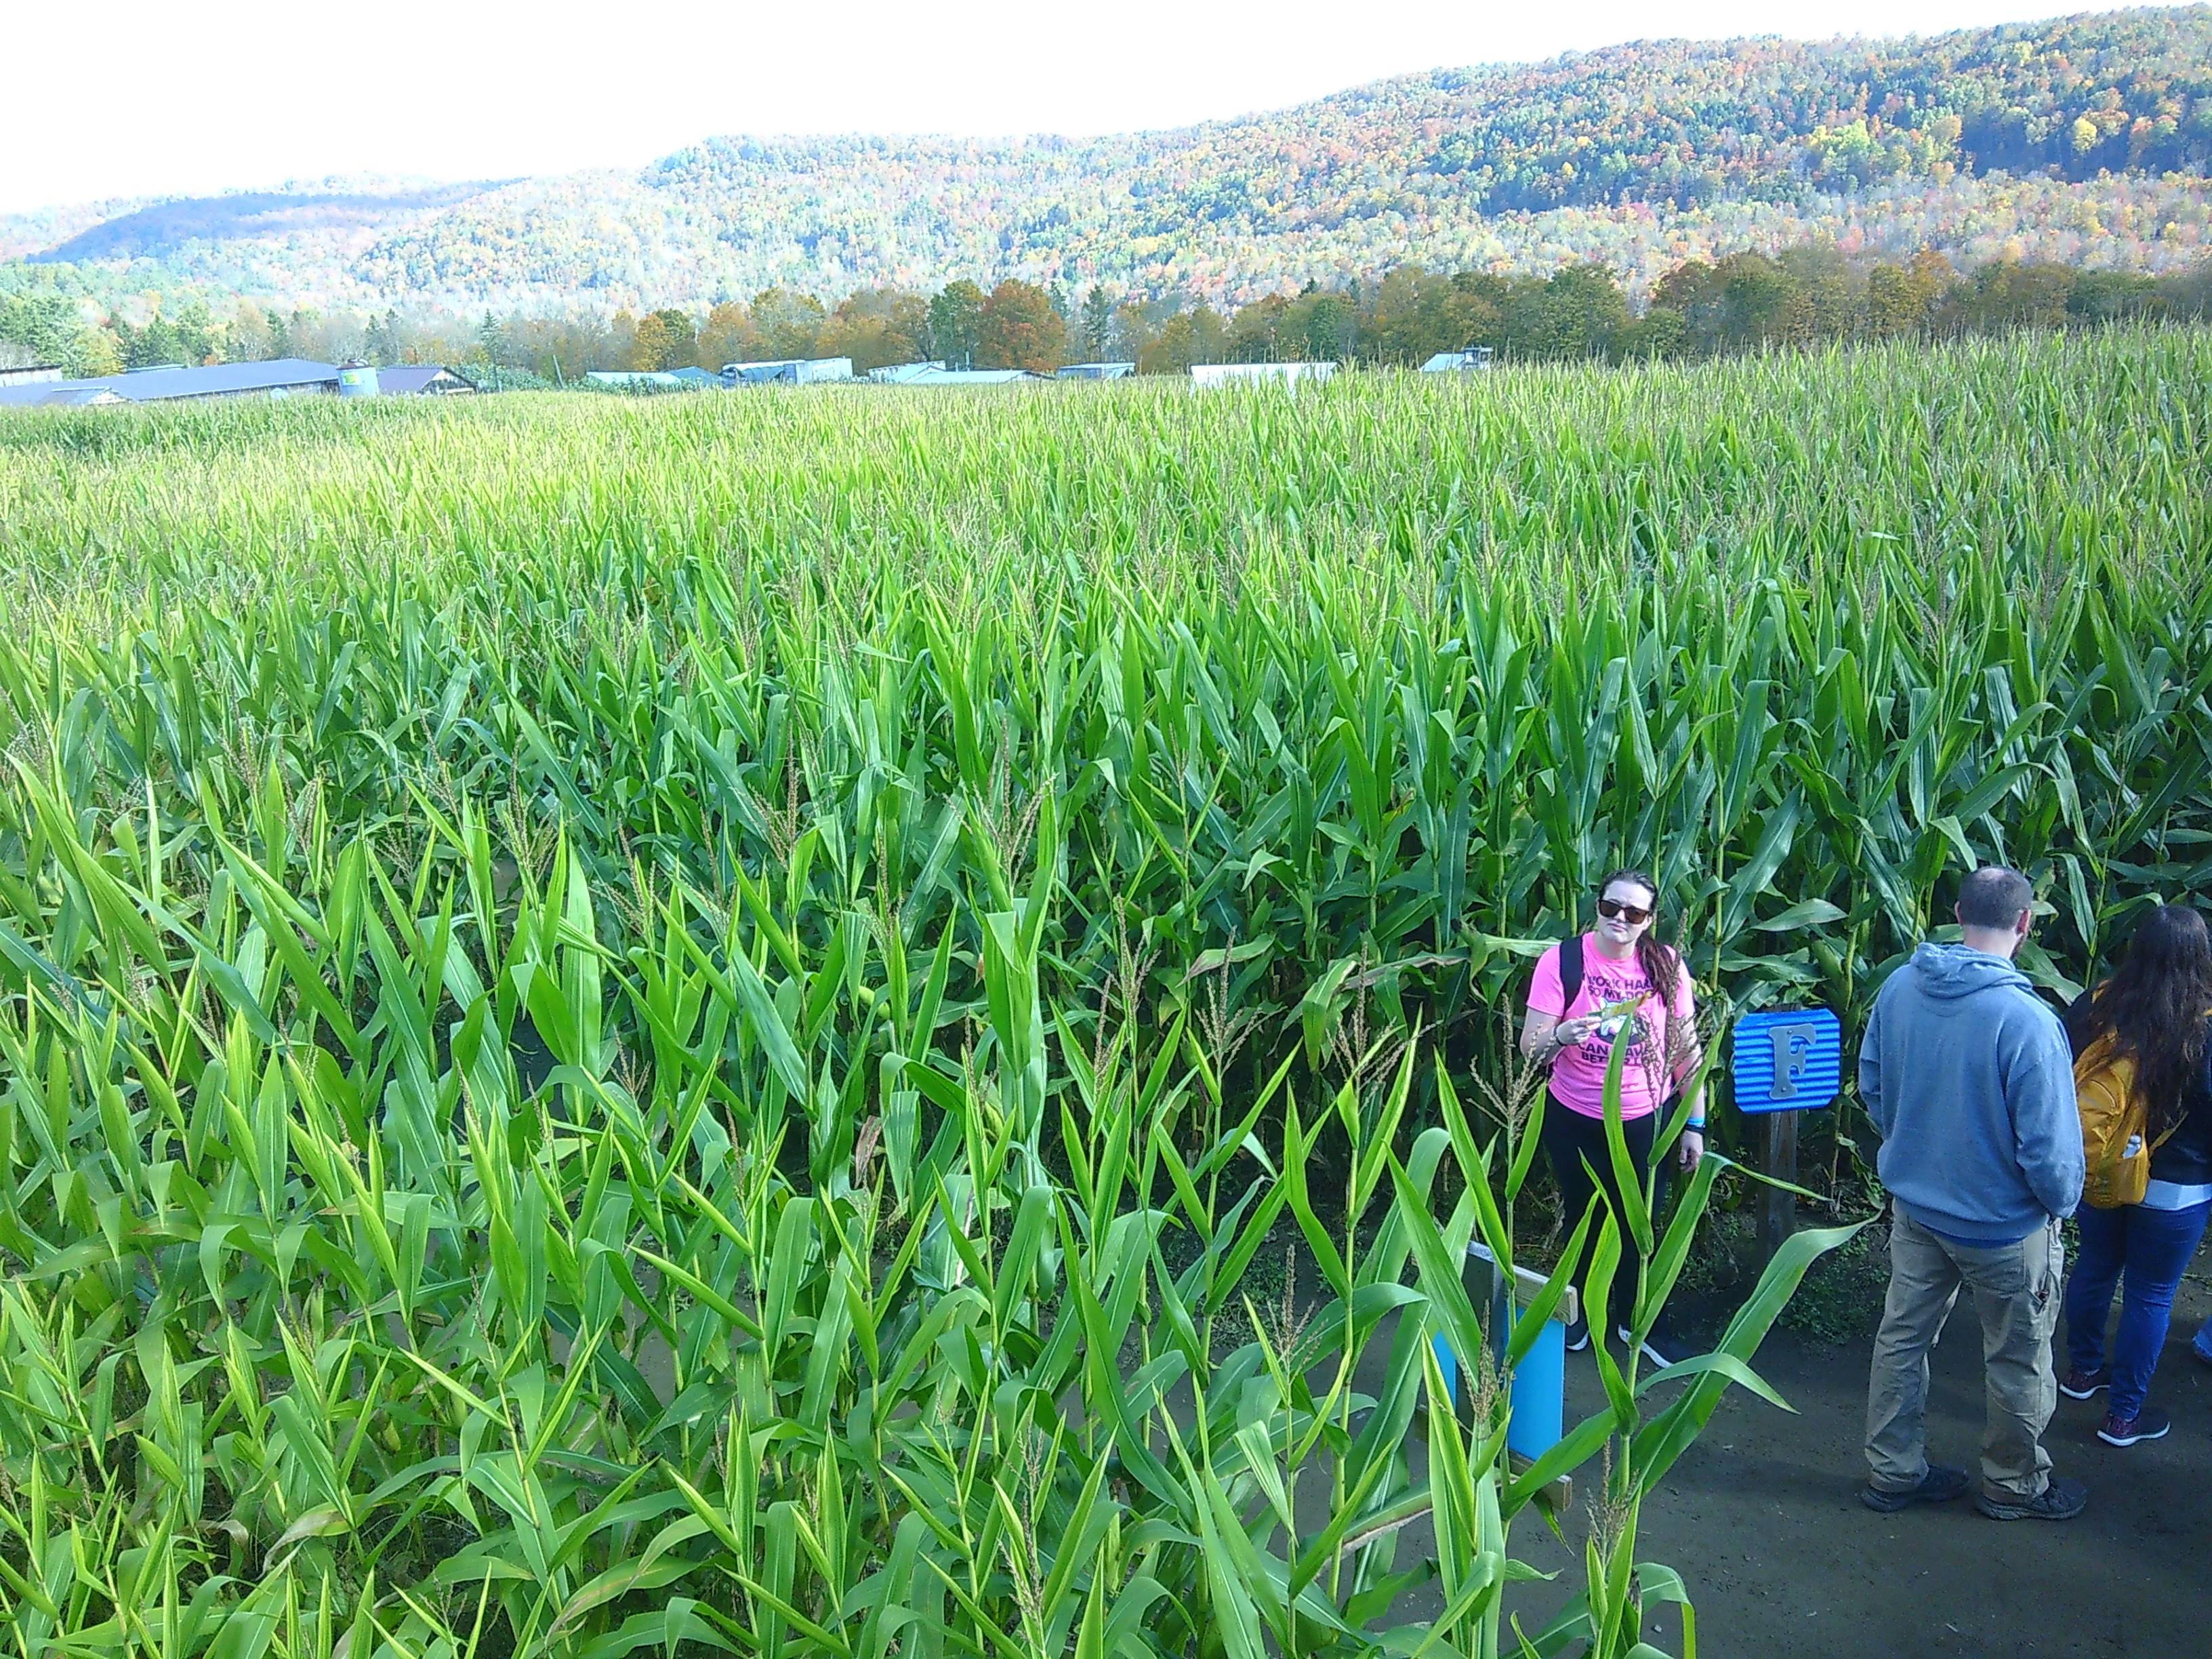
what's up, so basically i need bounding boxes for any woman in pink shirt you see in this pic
[1519,868,1705,1361]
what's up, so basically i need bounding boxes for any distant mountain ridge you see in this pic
[33,184,506,264]
[8,7,2211,310]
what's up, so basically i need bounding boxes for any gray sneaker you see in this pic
[1860,1465,1969,1513]
[1975,1477,2088,1521]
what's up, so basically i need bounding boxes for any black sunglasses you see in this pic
[1597,897,1654,925]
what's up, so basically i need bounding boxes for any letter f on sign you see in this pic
[1768,1023,1818,1101]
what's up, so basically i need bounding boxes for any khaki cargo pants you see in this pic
[1864,1204,2064,1502]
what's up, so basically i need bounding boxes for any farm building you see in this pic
[722,358,854,386]
[0,359,481,410]
[373,365,474,395]
[1056,363,1135,380]
[1189,362,1336,390]
[0,359,344,405]
[891,368,1041,386]
[69,359,348,402]
[0,365,64,386]
[869,361,947,384]
[0,382,127,409]
[1421,348,1494,372]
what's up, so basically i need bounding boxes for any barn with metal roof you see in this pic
[0,359,480,409]
[886,367,1041,386]
[75,359,347,401]
[722,358,853,386]
[0,382,127,409]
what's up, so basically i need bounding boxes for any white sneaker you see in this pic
[1618,1326,1674,1368]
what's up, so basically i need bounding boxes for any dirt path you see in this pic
[1488,1243,2212,1656]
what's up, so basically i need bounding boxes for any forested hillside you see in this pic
[304,7,2212,305]
[5,7,2210,316]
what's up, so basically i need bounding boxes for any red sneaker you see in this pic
[2097,1406,2171,1448]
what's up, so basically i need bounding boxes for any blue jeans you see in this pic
[2064,1200,2212,1420]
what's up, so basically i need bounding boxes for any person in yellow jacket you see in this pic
[2059,904,2212,1448]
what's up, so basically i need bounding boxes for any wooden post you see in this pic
[1761,1110,1799,1263]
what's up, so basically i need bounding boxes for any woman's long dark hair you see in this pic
[1597,868,1686,1061]
[2076,905,2212,1137]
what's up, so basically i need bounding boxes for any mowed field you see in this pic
[0,335,2206,1658]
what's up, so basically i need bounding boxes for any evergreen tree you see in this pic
[927,281,986,371]
[125,315,183,369]
[364,309,401,366]
[0,295,79,368]
[1080,287,1115,361]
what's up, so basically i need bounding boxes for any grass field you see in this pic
[0,331,2206,1657]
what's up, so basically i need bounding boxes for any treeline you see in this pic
[7,247,2212,384]
[0,293,404,380]
[1341,246,2212,365]
[474,247,2212,377]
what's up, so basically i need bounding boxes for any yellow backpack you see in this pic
[2076,1032,2180,1209]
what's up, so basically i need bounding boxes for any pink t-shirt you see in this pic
[1526,935,1695,1120]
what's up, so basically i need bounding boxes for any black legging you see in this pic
[1539,1092,1674,1336]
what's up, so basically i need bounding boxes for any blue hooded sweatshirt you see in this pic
[1858,943,2083,1244]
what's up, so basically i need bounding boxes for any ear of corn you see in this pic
[0,329,2203,1653]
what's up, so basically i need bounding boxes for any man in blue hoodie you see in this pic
[1859,866,2087,1521]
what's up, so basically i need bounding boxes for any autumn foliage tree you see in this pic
[750,289,827,360]
[977,280,1065,371]
[1862,249,1957,337]
[1650,254,1816,354]
[697,302,760,370]
[1357,269,1505,364]
[819,288,931,372]
[1136,306,1229,374]
[633,309,699,370]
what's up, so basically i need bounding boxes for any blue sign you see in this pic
[1733,1008,1843,1115]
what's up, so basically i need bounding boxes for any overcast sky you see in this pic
[1,2,2186,216]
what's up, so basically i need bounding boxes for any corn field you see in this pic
[0,328,2205,1657]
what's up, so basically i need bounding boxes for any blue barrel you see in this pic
[338,363,380,398]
